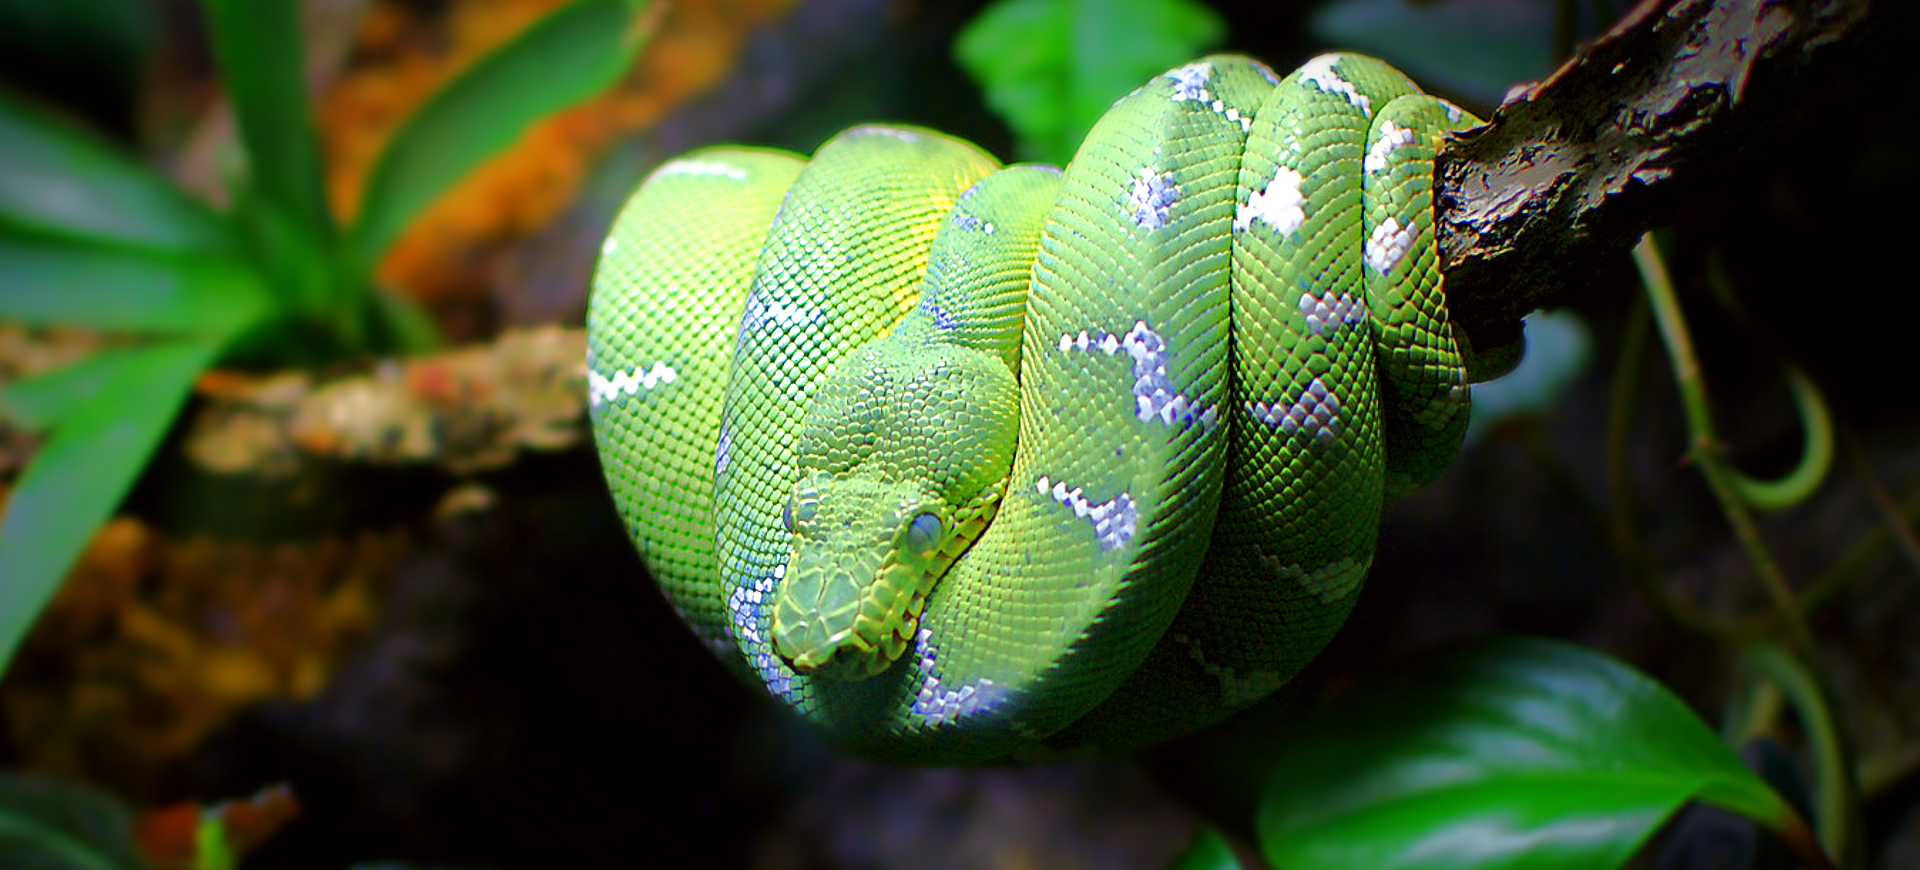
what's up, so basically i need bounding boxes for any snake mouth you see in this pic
[772,550,923,680]
[781,632,897,680]
[772,477,1009,681]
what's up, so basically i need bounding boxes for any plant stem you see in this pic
[1606,293,1757,643]
[1743,644,1861,870]
[1634,236,1866,869]
[1631,235,1815,655]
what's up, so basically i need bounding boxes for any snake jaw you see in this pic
[769,475,948,679]
[769,473,1011,680]
[773,557,923,679]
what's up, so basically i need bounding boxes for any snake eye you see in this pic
[903,512,942,557]
[784,492,818,533]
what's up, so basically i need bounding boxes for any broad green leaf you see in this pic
[201,0,334,246]
[349,0,657,266]
[0,340,219,677]
[0,88,232,254]
[0,233,271,337]
[1257,637,1801,870]
[1167,828,1243,870]
[1309,0,1556,106]
[0,772,147,870]
[955,0,1223,166]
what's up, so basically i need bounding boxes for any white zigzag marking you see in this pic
[1300,54,1372,114]
[1034,476,1137,551]
[1298,290,1366,337]
[1236,165,1306,236]
[1247,376,1343,444]
[910,627,1009,725]
[1364,119,1417,174]
[1128,167,1179,230]
[588,360,679,408]
[1054,321,1220,430]
[656,159,747,180]
[1365,216,1415,275]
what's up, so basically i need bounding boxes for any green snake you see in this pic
[587,54,1487,764]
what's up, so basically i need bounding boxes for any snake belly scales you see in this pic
[587,54,1486,764]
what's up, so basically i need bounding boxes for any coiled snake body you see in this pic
[588,54,1484,763]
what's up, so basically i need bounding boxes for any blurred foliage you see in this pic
[133,785,300,870]
[320,0,795,309]
[0,773,298,870]
[1165,828,1242,870]
[0,0,656,682]
[0,771,148,870]
[4,523,411,794]
[954,0,1224,166]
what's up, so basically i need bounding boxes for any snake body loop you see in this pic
[588,54,1484,763]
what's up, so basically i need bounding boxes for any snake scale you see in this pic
[587,54,1490,764]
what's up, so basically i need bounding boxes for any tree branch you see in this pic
[1435,0,1872,352]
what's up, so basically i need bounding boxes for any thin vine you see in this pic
[1614,233,1872,869]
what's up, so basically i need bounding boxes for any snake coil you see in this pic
[588,54,1488,764]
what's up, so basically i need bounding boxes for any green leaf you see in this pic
[365,286,446,355]
[0,233,271,338]
[1256,637,1802,870]
[0,772,148,870]
[193,810,235,870]
[1308,0,1557,106]
[1167,828,1243,870]
[0,88,232,254]
[200,0,334,245]
[954,0,1223,166]
[228,176,338,315]
[348,0,657,266]
[0,340,219,678]
[0,351,137,432]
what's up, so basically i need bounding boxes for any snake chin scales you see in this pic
[768,473,974,680]
[587,53,1494,763]
[770,471,948,679]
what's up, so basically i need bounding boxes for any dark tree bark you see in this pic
[1435,0,1873,358]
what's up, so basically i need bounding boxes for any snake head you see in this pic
[769,330,1019,679]
[771,470,954,679]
